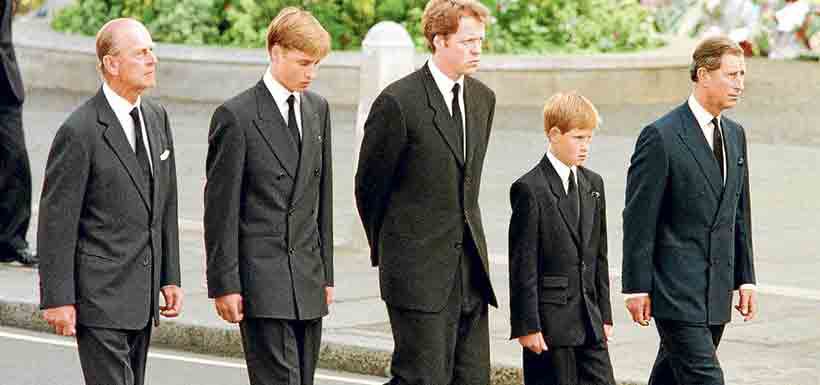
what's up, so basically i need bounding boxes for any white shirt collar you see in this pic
[102,81,140,117]
[428,58,464,105]
[263,66,300,110]
[688,94,720,132]
[546,149,577,194]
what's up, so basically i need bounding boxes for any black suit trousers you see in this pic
[522,338,615,385]
[239,317,323,385]
[76,322,152,385]
[649,319,726,385]
[0,103,31,254]
[386,245,489,385]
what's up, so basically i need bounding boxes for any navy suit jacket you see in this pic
[622,102,755,325]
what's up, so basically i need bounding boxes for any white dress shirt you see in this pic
[263,66,302,138]
[428,59,466,157]
[625,96,754,301]
[546,150,577,194]
[102,82,152,174]
[688,94,726,183]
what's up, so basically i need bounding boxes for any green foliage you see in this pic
[52,0,663,53]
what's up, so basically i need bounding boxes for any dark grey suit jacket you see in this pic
[38,89,181,330]
[204,80,333,321]
[622,102,755,325]
[1,0,24,105]
[509,156,612,346]
[355,63,498,313]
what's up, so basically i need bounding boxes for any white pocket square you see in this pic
[160,150,170,160]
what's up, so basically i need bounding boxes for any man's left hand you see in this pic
[735,288,757,321]
[160,285,184,318]
[325,286,335,306]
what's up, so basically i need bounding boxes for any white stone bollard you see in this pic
[350,21,415,251]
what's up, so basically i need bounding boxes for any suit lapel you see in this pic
[676,103,724,197]
[142,101,163,216]
[464,78,485,169]
[252,81,299,178]
[716,119,740,215]
[291,93,320,206]
[539,156,581,247]
[422,64,465,166]
[97,90,151,212]
[578,169,595,249]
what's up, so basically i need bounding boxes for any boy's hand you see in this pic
[604,323,614,342]
[518,332,548,354]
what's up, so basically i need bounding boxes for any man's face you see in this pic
[549,126,595,167]
[434,16,485,78]
[270,46,321,92]
[702,53,745,112]
[108,24,157,93]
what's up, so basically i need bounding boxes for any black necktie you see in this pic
[129,107,153,191]
[567,169,580,229]
[711,117,724,180]
[451,83,464,157]
[287,94,301,150]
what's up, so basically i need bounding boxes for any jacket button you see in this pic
[288,247,295,254]
[314,168,320,176]
[464,176,472,185]
[454,242,463,250]
[580,262,587,272]
[143,257,150,266]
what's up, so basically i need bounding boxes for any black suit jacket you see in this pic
[38,89,181,330]
[622,102,755,325]
[355,63,498,312]
[508,156,612,346]
[204,80,333,321]
[1,0,24,105]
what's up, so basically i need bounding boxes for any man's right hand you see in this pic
[42,305,77,336]
[518,332,548,354]
[625,295,652,326]
[214,293,244,323]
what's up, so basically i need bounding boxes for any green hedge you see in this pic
[52,0,663,53]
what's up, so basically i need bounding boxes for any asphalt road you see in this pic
[0,326,388,385]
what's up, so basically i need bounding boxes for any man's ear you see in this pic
[696,67,710,83]
[434,34,446,50]
[102,55,118,77]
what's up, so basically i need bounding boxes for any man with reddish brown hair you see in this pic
[204,7,334,385]
[356,1,497,384]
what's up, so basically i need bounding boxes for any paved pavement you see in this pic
[3,88,820,384]
[0,326,389,385]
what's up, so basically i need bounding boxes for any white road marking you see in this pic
[0,330,383,385]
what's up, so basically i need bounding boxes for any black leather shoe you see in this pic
[12,248,38,267]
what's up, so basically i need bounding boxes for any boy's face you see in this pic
[548,126,595,167]
[269,45,321,92]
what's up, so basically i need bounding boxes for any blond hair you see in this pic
[267,7,331,59]
[543,92,600,135]
[690,35,743,82]
[421,0,490,53]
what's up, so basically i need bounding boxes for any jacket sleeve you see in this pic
[319,99,334,286]
[203,105,245,298]
[354,92,407,267]
[594,178,613,324]
[160,105,181,288]
[508,181,541,339]
[622,124,668,294]
[37,121,90,309]
[733,124,755,288]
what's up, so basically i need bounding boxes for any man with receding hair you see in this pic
[38,18,182,385]
[355,1,497,383]
[204,7,333,385]
[622,35,757,385]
